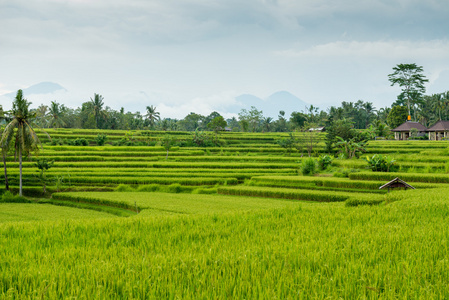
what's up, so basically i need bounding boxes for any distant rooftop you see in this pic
[426,120,449,132]
[391,121,427,132]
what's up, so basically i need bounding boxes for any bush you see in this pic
[0,191,31,203]
[317,155,334,170]
[165,183,183,193]
[364,154,398,172]
[95,134,108,146]
[69,138,89,146]
[50,138,65,146]
[115,184,134,192]
[301,158,316,176]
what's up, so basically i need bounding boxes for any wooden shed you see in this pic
[379,177,415,192]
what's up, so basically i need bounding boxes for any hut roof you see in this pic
[391,121,427,132]
[379,177,415,190]
[426,120,449,132]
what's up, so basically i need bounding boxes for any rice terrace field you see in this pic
[2,129,449,298]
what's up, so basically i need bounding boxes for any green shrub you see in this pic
[301,158,316,175]
[317,155,334,170]
[115,184,134,192]
[69,138,89,146]
[0,191,31,203]
[95,134,108,146]
[333,171,348,178]
[165,184,183,193]
[364,154,397,172]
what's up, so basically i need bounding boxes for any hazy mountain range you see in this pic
[1,82,310,119]
[2,82,66,98]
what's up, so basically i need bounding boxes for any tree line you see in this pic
[1,65,447,134]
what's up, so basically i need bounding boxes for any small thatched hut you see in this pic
[391,121,427,140]
[426,120,449,141]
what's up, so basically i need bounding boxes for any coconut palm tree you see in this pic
[1,90,45,196]
[145,105,161,129]
[90,93,107,129]
[47,101,67,128]
[0,109,9,190]
[263,117,273,132]
[34,104,49,128]
[431,93,446,121]
[0,125,9,191]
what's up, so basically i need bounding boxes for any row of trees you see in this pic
[0,63,446,134]
[0,97,410,133]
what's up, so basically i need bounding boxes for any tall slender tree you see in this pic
[1,90,46,196]
[90,93,107,129]
[0,125,9,191]
[145,105,161,129]
[47,101,67,128]
[0,108,9,190]
[388,63,429,118]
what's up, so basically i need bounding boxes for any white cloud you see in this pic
[275,40,449,60]
[1,0,449,117]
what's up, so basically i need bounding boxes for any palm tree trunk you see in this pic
[2,153,8,191]
[19,147,22,196]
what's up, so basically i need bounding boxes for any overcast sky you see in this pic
[1,0,449,119]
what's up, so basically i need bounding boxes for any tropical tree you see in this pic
[275,111,288,132]
[145,105,161,129]
[34,104,48,128]
[90,93,107,129]
[430,93,448,121]
[0,125,9,190]
[388,63,429,118]
[290,111,308,129]
[47,101,67,128]
[161,135,176,159]
[335,137,367,159]
[35,158,54,194]
[0,90,46,196]
[238,106,263,132]
[262,117,273,132]
[0,110,10,190]
[178,112,203,131]
[387,106,409,129]
[207,116,227,135]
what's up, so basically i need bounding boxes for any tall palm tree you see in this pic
[431,93,446,121]
[47,101,67,128]
[0,109,9,190]
[0,125,9,191]
[263,117,273,132]
[145,105,161,129]
[90,93,107,129]
[1,90,45,196]
[34,104,48,128]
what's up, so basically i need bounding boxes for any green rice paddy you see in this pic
[2,129,449,298]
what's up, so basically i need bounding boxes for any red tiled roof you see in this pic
[391,121,427,132]
[426,120,449,132]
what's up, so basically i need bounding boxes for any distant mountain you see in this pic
[227,91,309,118]
[1,82,66,98]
